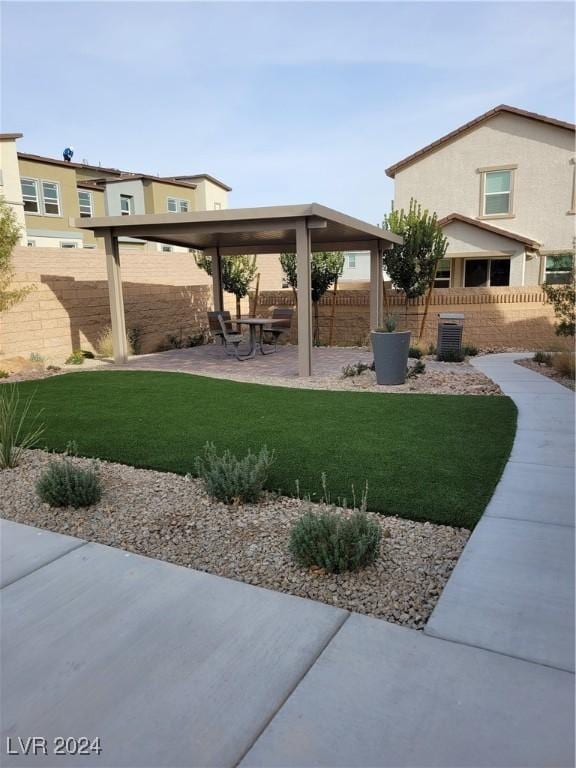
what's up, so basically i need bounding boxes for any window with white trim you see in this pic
[464,258,510,287]
[160,244,174,252]
[78,190,93,217]
[60,241,78,249]
[545,253,574,284]
[167,197,189,213]
[120,194,134,215]
[21,178,39,213]
[434,258,451,288]
[41,181,61,215]
[482,170,513,216]
[347,254,356,268]
[214,202,222,210]
[27,239,36,247]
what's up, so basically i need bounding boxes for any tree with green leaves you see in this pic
[195,252,258,319]
[280,251,344,344]
[382,199,448,338]
[0,196,30,314]
[543,258,575,337]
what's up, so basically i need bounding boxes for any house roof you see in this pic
[438,212,541,248]
[75,203,402,254]
[16,153,230,191]
[385,105,576,178]
[88,174,198,191]
[0,133,23,140]
[169,174,233,192]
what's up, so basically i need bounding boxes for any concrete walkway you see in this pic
[1,354,574,766]
[427,353,575,672]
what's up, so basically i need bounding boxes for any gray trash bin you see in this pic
[437,313,464,356]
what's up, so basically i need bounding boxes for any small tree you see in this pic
[0,196,30,313]
[195,253,258,319]
[382,199,447,335]
[280,251,344,344]
[543,259,575,337]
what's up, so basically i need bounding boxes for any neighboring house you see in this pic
[0,133,231,252]
[386,105,575,288]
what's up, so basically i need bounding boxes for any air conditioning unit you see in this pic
[437,313,464,355]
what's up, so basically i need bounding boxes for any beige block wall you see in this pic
[255,286,571,351]
[1,247,285,360]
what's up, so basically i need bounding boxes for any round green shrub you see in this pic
[36,458,102,508]
[194,443,274,504]
[408,346,422,359]
[289,509,381,574]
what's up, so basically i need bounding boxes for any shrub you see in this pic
[194,443,274,504]
[65,350,84,365]
[167,329,206,349]
[551,352,575,379]
[406,360,426,378]
[342,361,371,378]
[0,385,44,468]
[81,350,95,359]
[427,342,437,355]
[462,344,479,357]
[376,315,397,333]
[128,326,142,355]
[533,351,553,366]
[408,346,422,359]
[36,456,102,508]
[95,326,134,358]
[0,370,8,379]
[437,349,465,363]
[289,509,381,574]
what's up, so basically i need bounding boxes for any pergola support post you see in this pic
[369,240,383,331]
[103,230,128,364]
[296,219,312,377]
[211,247,224,312]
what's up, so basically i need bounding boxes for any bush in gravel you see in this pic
[95,326,134,358]
[36,455,102,508]
[289,509,381,574]
[0,370,8,379]
[342,361,371,378]
[551,352,575,379]
[194,443,274,504]
[408,346,422,359]
[462,344,479,357]
[406,360,426,378]
[65,350,85,365]
[533,350,553,366]
[0,385,44,468]
[436,349,465,363]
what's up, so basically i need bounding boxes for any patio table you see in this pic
[236,317,287,356]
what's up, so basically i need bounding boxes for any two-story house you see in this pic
[386,105,575,289]
[0,133,231,251]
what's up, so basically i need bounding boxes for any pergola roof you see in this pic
[76,203,402,254]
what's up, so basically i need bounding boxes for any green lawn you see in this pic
[15,371,517,529]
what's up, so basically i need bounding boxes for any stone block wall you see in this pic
[1,247,283,361]
[255,285,570,350]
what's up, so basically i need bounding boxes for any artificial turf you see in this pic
[14,371,517,529]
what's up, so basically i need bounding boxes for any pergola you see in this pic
[76,203,402,376]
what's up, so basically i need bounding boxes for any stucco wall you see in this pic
[0,137,26,240]
[0,247,284,360]
[394,113,575,252]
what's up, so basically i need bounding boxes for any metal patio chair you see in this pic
[262,308,294,351]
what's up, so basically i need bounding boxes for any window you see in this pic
[545,253,574,284]
[482,169,513,216]
[41,181,61,215]
[27,239,36,247]
[464,258,510,287]
[347,254,356,269]
[60,241,78,249]
[21,178,39,213]
[434,258,451,288]
[214,202,222,210]
[78,190,93,217]
[161,244,174,252]
[120,194,134,215]
[167,197,189,213]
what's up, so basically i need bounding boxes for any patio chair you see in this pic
[215,313,251,360]
[262,308,294,351]
[207,311,234,343]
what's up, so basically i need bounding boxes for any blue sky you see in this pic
[2,1,574,222]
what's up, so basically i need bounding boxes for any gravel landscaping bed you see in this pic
[1,449,470,629]
[515,358,575,391]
